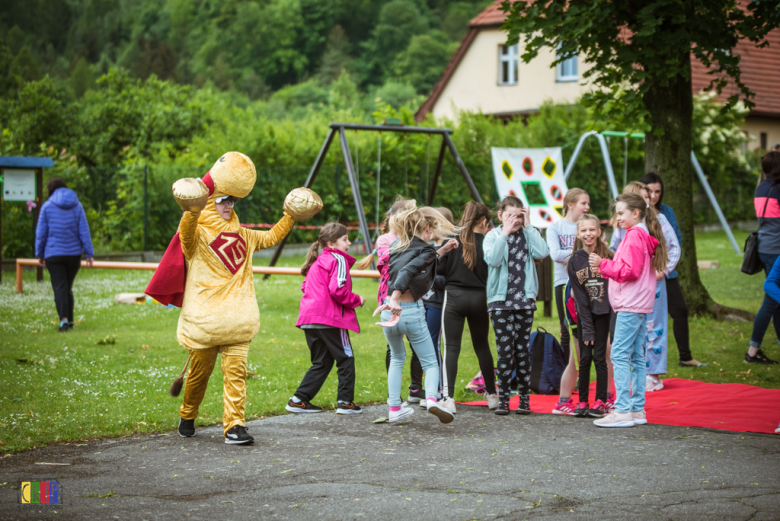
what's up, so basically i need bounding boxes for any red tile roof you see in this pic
[417,0,780,120]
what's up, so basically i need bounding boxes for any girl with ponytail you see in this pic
[610,181,679,392]
[288,223,366,415]
[436,201,499,413]
[589,192,667,428]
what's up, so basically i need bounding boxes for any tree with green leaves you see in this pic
[501,0,780,318]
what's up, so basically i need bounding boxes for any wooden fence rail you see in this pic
[14,258,379,295]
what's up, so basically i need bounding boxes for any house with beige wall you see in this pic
[416,1,780,151]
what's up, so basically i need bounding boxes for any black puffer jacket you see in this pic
[388,236,438,301]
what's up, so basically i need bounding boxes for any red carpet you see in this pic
[459,378,780,434]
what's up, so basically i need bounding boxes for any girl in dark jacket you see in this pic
[380,204,458,423]
[437,202,498,413]
[35,179,94,332]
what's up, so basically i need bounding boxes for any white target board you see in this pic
[490,147,568,229]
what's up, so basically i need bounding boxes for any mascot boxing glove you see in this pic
[284,187,323,221]
[173,178,209,213]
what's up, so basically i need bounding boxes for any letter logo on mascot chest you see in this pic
[209,232,247,275]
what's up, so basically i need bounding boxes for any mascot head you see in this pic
[202,152,256,200]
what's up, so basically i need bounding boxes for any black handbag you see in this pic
[742,186,774,275]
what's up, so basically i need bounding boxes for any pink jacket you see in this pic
[375,232,397,305]
[599,224,660,314]
[296,248,362,332]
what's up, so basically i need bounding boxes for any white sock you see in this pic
[291,396,302,403]
[748,346,759,357]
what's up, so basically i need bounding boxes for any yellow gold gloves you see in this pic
[284,187,323,221]
[173,178,209,213]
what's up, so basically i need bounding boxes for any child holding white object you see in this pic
[381,205,459,423]
[589,193,667,427]
[610,181,680,392]
[546,188,590,415]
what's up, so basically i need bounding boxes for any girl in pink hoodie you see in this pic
[588,193,667,428]
[287,223,366,415]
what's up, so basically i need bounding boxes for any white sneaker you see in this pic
[593,411,635,428]
[388,406,414,422]
[486,393,499,410]
[646,375,664,392]
[632,410,648,425]
[427,402,454,424]
[419,399,429,409]
[440,397,457,414]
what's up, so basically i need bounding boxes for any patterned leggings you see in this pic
[489,309,535,401]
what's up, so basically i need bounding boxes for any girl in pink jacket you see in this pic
[287,223,366,415]
[588,193,667,428]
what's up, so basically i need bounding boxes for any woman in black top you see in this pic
[437,202,498,413]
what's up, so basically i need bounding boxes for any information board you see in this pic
[2,168,36,201]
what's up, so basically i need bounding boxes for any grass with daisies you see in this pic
[0,230,775,453]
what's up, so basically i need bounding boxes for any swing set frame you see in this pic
[563,130,741,254]
[265,122,484,275]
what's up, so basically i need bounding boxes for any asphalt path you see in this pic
[1,404,778,520]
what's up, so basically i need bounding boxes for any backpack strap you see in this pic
[529,327,547,393]
[758,185,775,230]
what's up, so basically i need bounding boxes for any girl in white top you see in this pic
[546,188,591,415]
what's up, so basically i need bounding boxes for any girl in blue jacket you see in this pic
[483,196,549,415]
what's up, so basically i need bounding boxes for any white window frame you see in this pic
[498,44,518,85]
[556,45,578,82]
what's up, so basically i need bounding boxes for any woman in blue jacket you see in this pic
[35,179,94,332]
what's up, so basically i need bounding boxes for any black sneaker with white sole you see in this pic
[336,402,362,414]
[407,388,423,403]
[494,400,510,416]
[285,398,323,413]
[178,418,195,437]
[224,425,254,445]
[516,397,531,415]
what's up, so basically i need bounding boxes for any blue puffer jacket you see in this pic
[35,188,94,259]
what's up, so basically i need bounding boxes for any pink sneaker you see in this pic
[606,393,615,411]
[632,410,647,425]
[587,400,609,418]
[552,398,576,416]
[593,411,635,428]
[574,402,590,417]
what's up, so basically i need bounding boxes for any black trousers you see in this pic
[576,313,610,403]
[295,328,355,403]
[489,309,534,401]
[385,346,422,391]
[555,284,578,360]
[45,255,81,322]
[442,288,496,398]
[666,277,693,362]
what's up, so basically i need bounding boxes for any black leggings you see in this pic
[666,277,693,362]
[555,284,578,360]
[576,313,610,403]
[441,288,496,399]
[45,255,81,322]
[489,309,534,400]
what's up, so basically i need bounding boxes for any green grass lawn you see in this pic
[0,230,775,453]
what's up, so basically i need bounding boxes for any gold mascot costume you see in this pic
[147,151,322,444]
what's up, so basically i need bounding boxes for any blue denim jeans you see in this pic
[382,301,441,407]
[750,253,780,348]
[611,311,647,413]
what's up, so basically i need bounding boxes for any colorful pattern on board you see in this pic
[20,481,61,504]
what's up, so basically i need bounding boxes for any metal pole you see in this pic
[563,131,596,181]
[427,138,447,206]
[595,133,620,199]
[442,132,484,204]
[35,168,43,282]
[339,127,374,256]
[143,164,149,251]
[329,122,454,135]
[264,128,335,279]
[690,151,741,254]
[623,137,628,190]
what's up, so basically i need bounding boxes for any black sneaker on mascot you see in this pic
[224,425,254,444]
[178,418,195,437]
